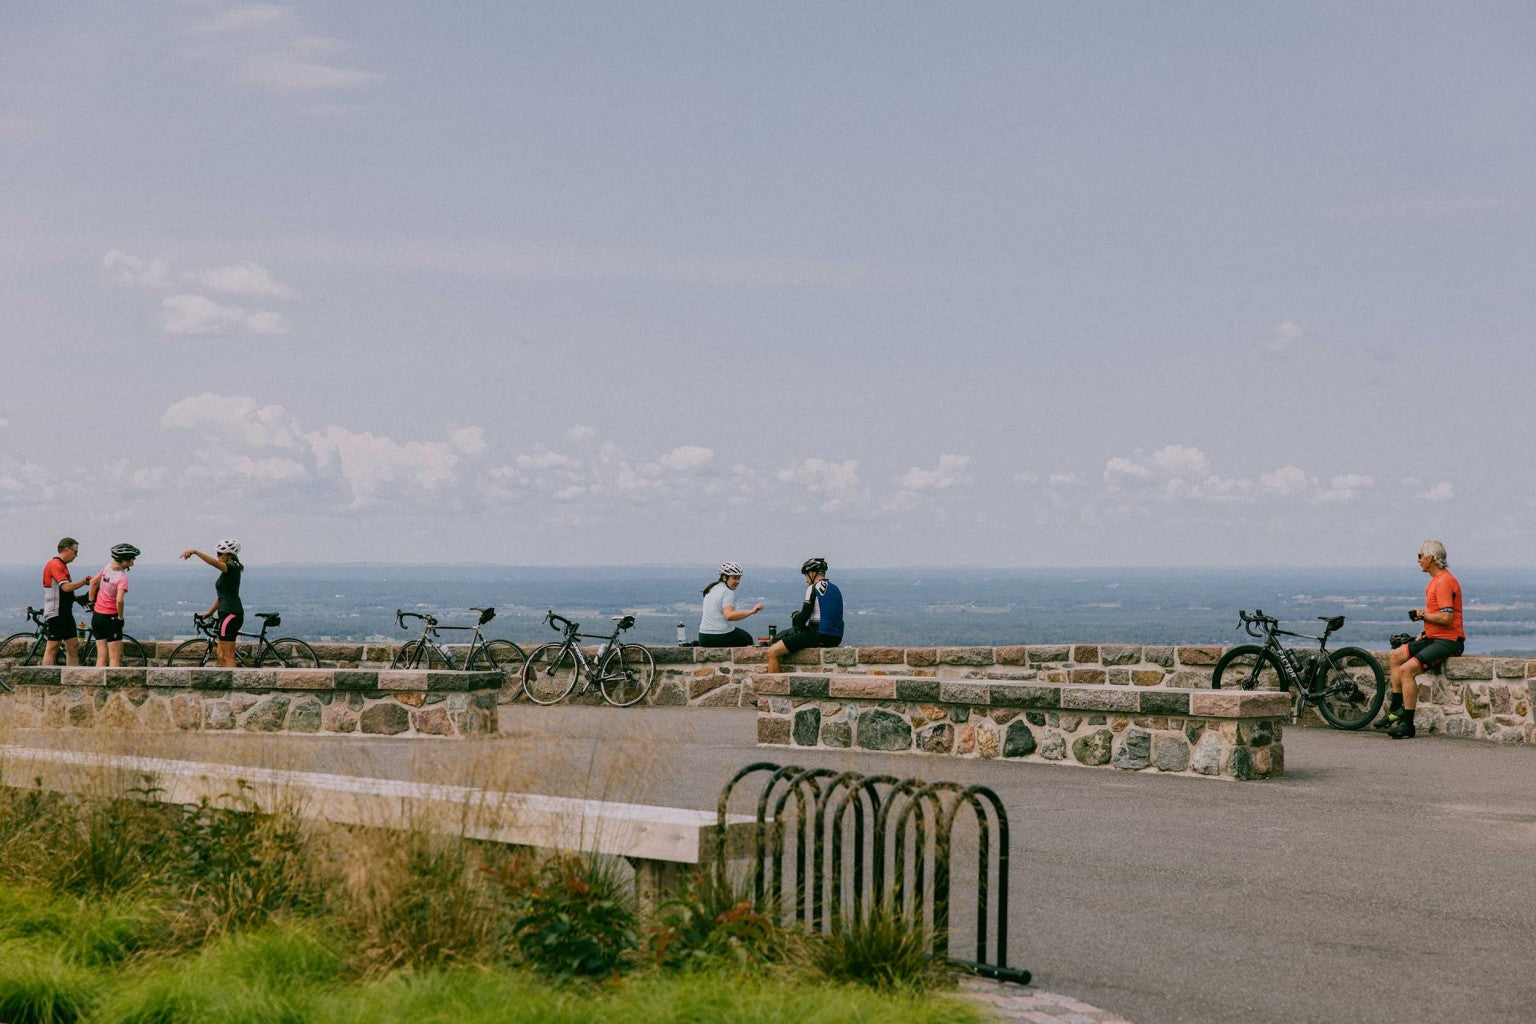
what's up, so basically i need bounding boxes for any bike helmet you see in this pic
[719,561,743,576]
[215,539,241,556]
[800,557,828,575]
[111,543,140,562]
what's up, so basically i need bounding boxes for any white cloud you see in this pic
[162,394,304,449]
[1258,318,1305,357]
[776,457,867,510]
[1422,482,1455,502]
[104,250,174,290]
[899,454,971,491]
[162,294,290,336]
[1315,473,1374,504]
[566,425,596,442]
[658,445,714,472]
[1258,465,1309,496]
[447,426,487,457]
[1105,445,1371,505]
[234,50,379,94]
[187,261,295,299]
[194,4,296,33]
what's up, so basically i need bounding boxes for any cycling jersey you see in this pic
[94,566,128,615]
[42,556,71,620]
[1424,571,1464,640]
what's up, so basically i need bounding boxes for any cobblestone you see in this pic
[958,976,1134,1024]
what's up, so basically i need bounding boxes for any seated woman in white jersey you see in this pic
[697,561,763,647]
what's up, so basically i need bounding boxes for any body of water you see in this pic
[3,564,1531,655]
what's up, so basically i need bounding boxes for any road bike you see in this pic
[391,608,525,685]
[165,611,320,668]
[0,606,149,668]
[1211,610,1386,730]
[520,610,656,707]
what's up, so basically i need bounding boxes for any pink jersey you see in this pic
[94,566,129,614]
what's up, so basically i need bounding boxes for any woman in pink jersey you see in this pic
[88,543,139,667]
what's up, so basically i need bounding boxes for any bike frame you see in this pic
[396,609,496,669]
[543,615,631,692]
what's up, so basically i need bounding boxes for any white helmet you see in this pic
[215,539,241,556]
[719,561,743,576]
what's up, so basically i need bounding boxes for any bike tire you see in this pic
[469,640,527,705]
[391,640,425,670]
[1210,645,1286,691]
[599,644,656,707]
[521,643,579,705]
[257,637,320,668]
[120,635,148,667]
[167,639,213,667]
[0,632,43,666]
[1313,647,1387,730]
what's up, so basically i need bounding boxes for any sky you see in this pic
[2,2,1534,568]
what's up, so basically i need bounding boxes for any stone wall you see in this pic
[753,674,1289,780]
[0,666,500,737]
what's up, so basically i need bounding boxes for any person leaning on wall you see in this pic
[697,561,763,648]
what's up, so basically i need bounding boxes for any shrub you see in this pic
[805,906,948,992]
[649,866,778,969]
[506,853,638,979]
[0,951,102,1024]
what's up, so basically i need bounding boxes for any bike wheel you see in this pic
[120,635,148,667]
[1313,647,1387,730]
[167,639,213,667]
[258,638,320,668]
[0,632,43,666]
[391,640,425,669]
[469,640,527,704]
[599,644,656,707]
[1210,645,1286,690]
[521,643,579,705]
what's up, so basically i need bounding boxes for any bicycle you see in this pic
[520,610,656,707]
[391,607,525,688]
[165,611,320,668]
[0,605,149,669]
[1211,609,1386,730]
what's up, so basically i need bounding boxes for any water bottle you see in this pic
[769,625,777,639]
[676,622,687,645]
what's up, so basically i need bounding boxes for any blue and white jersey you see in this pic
[806,579,844,638]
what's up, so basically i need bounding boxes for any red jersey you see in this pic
[1424,570,1463,640]
[42,556,71,619]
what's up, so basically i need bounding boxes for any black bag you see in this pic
[1389,633,1413,649]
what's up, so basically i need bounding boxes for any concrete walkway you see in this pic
[10,709,1535,1024]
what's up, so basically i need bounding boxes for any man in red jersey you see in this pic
[42,538,93,666]
[1379,540,1464,739]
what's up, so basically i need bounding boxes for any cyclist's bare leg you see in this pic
[765,639,787,674]
[105,639,123,667]
[1391,654,1421,710]
[217,639,237,668]
[44,639,60,665]
[62,636,79,665]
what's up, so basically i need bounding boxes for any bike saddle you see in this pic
[613,614,636,629]
[257,612,280,621]
[1319,615,1345,632]
[475,607,495,625]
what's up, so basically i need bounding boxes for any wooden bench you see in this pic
[0,744,756,905]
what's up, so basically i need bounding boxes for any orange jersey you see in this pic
[1424,570,1463,640]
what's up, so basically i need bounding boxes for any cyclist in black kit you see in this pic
[181,539,243,667]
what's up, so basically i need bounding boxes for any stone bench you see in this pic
[753,673,1289,780]
[0,666,500,737]
[0,744,756,906]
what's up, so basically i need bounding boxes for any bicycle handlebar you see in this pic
[396,609,439,630]
[546,610,576,634]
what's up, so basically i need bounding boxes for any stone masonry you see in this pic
[0,666,500,737]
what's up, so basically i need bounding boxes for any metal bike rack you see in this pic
[716,761,1030,985]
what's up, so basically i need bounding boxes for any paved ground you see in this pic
[15,710,1536,1024]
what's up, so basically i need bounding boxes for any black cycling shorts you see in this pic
[698,627,755,648]
[91,611,123,643]
[45,614,76,642]
[780,627,842,654]
[1407,636,1464,671]
[217,612,244,643]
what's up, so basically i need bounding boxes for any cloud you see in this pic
[899,454,971,491]
[186,261,295,299]
[162,294,291,336]
[1105,445,1371,505]
[1422,482,1455,502]
[162,394,305,449]
[184,6,379,104]
[194,4,296,33]
[1258,319,1306,357]
[776,457,867,510]
[234,49,379,94]
[104,250,174,290]
[658,445,714,472]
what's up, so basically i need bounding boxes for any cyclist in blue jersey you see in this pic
[765,557,843,673]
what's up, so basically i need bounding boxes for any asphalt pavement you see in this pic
[14,709,1535,1024]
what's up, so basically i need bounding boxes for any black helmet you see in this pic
[111,542,141,562]
[800,557,828,575]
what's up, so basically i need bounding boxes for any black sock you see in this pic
[1388,692,1403,714]
[1401,708,1415,725]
